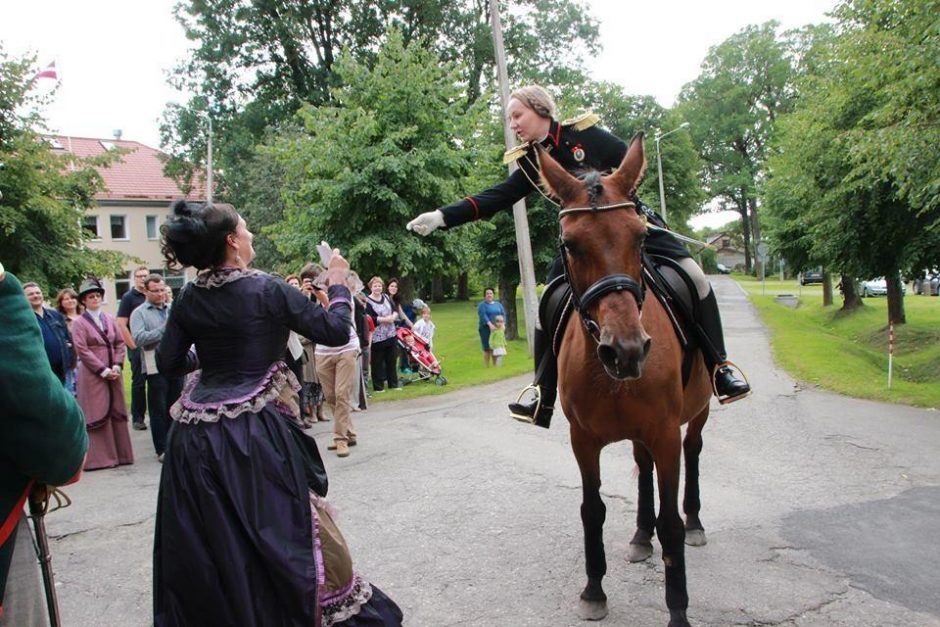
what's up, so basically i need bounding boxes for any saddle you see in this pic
[542,254,701,387]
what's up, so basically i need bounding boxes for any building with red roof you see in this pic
[48,135,206,313]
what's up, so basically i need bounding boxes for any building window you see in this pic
[146,215,159,240]
[110,215,128,240]
[82,215,100,239]
[114,276,131,301]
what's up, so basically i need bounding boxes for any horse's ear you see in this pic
[607,132,647,197]
[536,144,582,203]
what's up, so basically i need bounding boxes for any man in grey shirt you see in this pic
[130,275,182,462]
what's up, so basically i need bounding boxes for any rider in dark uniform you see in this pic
[408,85,750,427]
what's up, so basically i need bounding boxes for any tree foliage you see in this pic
[0,47,125,291]
[762,0,940,323]
[266,30,493,283]
[678,21,797,273]
[160,0,599,197]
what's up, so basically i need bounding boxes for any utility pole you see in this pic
[206,112,213,204]
[489,0,538,355]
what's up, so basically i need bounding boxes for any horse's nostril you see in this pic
[597,343,617,368]
[643,337,652,357]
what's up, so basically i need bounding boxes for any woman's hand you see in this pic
[322,250,350,287]
[313,288,330,308]
[488,322,496,330]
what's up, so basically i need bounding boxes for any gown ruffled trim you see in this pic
[310,492,375,627]
[170,361,301,424]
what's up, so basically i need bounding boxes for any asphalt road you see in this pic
[44,276,940,626]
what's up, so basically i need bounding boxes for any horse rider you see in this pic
[407,85,750,428]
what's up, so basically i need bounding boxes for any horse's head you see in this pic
[538,133,651,380]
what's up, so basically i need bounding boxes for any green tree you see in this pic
[266,30,494,290]
[763,0,940,323]
[678,21,796,274]
[0,47,125,291]
[159,0,600,201]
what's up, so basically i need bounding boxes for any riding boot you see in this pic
[507,326,556,428]
[696,289,750,404]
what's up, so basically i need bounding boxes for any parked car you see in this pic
[715,263,731,275]
[799,269,823,285]
[860,277,907,297]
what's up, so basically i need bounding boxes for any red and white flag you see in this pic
[32,62,58,81]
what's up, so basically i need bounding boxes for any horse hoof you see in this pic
[685,529,707,547]
[667,609,691,627]
[627,541,654,562]
[577,598,609,621]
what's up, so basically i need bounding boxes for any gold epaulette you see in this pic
[561,112,599,131]
[502,143,530,164]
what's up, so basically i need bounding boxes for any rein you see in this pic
[559,200,646,344]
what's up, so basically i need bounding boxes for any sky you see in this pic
[2,0,834,228]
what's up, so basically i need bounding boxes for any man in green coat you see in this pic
[0,263,88,623]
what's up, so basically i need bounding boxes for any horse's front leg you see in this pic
[571,428,608,621]
[628,442,656,562]
[654,430,692,627]
[683,409,708,547]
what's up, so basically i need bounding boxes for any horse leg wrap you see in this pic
[581,499,607,578]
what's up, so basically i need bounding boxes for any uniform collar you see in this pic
[539,119,562,149]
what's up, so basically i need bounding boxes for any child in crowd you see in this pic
[401,332,441,371]
[490,315,507,367]
[412,307,436,350]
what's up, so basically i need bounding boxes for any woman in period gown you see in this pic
[153,200,402,627]
[71,277,134,470]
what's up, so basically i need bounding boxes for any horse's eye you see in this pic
[562,239,580,257]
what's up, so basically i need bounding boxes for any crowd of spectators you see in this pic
[19,258,451,465]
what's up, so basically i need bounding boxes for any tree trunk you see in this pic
[457,272,469,301]
[498,275,519,341]
[886,275,906,324]
[399,276,415,305]
[431,275,445,303]
[822,268,833,306]
[748,196,762,279]
[839,273,863,310]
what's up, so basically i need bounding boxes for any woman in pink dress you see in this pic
[71,278,134,470]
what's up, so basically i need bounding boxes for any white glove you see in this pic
[99,367,113,379]
[406,210,445,236]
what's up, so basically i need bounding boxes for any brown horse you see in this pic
[539,134,711,627]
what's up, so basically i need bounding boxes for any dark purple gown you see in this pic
[153,267,402,627]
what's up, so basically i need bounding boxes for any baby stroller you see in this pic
[396,327,447,386]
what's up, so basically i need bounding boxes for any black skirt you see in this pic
[153,403,402,626]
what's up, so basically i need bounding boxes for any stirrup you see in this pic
[510,384,542,424]
[711,360,751,405]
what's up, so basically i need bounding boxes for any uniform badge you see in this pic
[572,144,585,162]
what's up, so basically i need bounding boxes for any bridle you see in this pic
[558,199,646,344]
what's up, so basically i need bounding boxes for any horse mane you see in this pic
[577,170,605,209]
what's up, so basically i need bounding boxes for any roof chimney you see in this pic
[112,129,123,140]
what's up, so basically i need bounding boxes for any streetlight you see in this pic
[654,122,690,224]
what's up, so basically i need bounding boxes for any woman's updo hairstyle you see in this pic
[509,85,556,119]
[161,200,239,269]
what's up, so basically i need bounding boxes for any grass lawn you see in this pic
[736,274,940,409]
[124,299,535,404]
[368,298,532,403]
